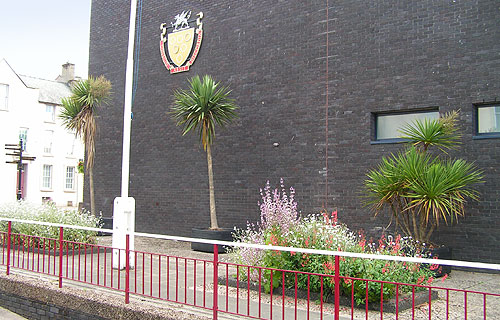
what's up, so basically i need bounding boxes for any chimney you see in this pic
[57,62,75,83]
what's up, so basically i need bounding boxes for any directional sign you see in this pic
[5,140,31,201]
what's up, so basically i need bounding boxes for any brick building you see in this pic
[88,0,500,263]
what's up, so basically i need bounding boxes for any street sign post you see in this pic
[5,139,36,200]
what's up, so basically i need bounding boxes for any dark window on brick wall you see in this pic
[372,109,439,143]
[474,102,500,139]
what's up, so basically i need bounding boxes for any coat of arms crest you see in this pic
[160,11,203,74]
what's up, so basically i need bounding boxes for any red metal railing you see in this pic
[1,218,500,320]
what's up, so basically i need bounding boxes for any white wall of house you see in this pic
[0,59,84,208]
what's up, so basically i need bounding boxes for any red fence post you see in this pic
[58,227,63,288]
[6,221,11,275]
[334,255,340,320]
[125,234,130,304]
[213,244,218,320]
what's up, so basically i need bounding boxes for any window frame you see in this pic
[66,135,76,157]
[64,166,76,191]
[43,130,54,154]
[473,102,500,139]
[45,104,56,123]
[0,83,8,111]
[42,164,53,190]
[371,108,440,144]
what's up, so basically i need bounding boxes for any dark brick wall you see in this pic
[89,0,500,263]
[0,291,104,320]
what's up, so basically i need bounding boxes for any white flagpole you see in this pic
[112,0,138,269]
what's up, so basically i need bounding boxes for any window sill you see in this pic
[473,134,500,140]
[40,189,53,192]
[64,189,76,193]
[370,138,407,145]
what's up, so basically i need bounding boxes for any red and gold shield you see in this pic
[167,28,195,67]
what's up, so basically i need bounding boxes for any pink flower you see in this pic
[323,212,330,224]
[441,274,448,282]
[323,261,334,272]
[427,277,434,284]
[331,211,338,225]
[378,235,386,250]
[359,239,366,251]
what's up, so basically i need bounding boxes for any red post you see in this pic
[58,227,63,288]
[213,244,218,320]
[334,255,340,320]
[125,234,130,304]
[6,221,11,275]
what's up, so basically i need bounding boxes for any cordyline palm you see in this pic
[170,75,238,230]
[60,76,112,216]
[398,110,461,153]
[364,111,483,244]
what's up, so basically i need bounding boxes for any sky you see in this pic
[0,1,91,80]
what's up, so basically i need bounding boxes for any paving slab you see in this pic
[0,306,27,320]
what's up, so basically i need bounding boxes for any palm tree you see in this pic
[364,111,483,244]
[171,75,238,229]
[60,76,112,215]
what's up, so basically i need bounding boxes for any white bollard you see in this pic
[112,197,135,269]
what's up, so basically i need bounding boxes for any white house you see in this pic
[0,59,84,208]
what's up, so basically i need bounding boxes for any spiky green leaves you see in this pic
[365,148,482,227]
[59,76,112,169]
[408,158,482,224]
[170,75,238,151]
[399,110,460,152]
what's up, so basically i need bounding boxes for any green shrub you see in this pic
[0,201,102,245]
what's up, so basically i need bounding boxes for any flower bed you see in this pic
[0,201,101,245]
[229,180,436,304]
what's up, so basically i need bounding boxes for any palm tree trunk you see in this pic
[206,145,218,229]
[89,166,96,216]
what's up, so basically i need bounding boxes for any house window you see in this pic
[0,84,8,111]
[45,105,56,122]
[66,135,76,156]
[44,130,53,154]
[476,103,500,137]
[65,166,75,190]
[374,110,439,141]
[42,165,53,189]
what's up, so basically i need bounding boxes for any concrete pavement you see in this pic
[0,235,499,319]
[0,306,27,320]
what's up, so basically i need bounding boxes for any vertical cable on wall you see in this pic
[324,0,329,209]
